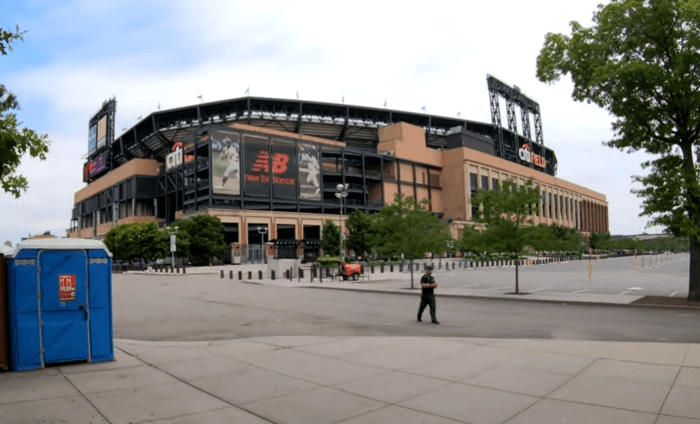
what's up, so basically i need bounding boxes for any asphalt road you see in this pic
[427,253,689,297]
[113,272,700,343]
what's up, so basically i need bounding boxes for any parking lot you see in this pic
[432,253,689,297]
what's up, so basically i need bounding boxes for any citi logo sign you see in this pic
[251,152,290,174]
[165,141,194,171]
[518,144,546,168]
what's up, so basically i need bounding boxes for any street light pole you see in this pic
[335,184,348,259]
[258,226,268,264]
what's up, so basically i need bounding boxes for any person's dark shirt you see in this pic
[420,274,436,295]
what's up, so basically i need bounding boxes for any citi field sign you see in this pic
[165,141,195,171]
[518,144,546,168]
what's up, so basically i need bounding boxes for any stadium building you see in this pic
[67,76,609,262]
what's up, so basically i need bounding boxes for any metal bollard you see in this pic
[248,271,252,280]
[299,268,304,280]
[271,270,276,280]
[220,270,224,279]
[239,271,243,280]
[183,266,186,274]
[230,270,233,279]
[176,267,180,274]
[390,264,394,272]
[259,270,263,279]
[381,265,384,273]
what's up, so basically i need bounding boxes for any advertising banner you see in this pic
[298,143,321,201]
[83,151,109,182]
[243,135,270,197]
[88,125,97,154]
[211,130,241,195]
[97,116,107,149]
[271,139,297,199]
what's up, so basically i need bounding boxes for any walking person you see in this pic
[417,264,440,324]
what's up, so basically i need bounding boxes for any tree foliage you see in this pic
[589,232,612,251]
[172,215,226,264]
[345,209,375,259]
[321,220,341,257]
[1,24,50,197]
[371,194,451,288]
[103,222,168,261]
[536,0,700,300]
[459,180,548,293]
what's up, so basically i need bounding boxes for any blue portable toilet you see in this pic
[6,239,114,371]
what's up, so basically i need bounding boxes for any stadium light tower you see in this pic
[335,184,348,259]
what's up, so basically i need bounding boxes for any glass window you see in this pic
[554,194,558,219]
[481,176,489,191]
[548,193,553,218]
[492,178,499,191]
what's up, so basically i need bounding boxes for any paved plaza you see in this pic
[2,336,700,424]
[433,253,689,297]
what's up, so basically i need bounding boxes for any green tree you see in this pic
[346,209,374,260]
[321,220,341,257]
[459,179,547,293]
[540,224,586,254]
[103,222,168,262]
[371,194,451,289]
[536,0,700,300]
[1,24,50,197]
[589,232,612,252]
[173,215,226,264]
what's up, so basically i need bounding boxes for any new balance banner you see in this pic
[211,130,241,195]
[271,139,296,199]
[243,135,270,197]
[298,143,321,201]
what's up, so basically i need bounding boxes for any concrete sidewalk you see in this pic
[242,276,648,306]
[2,336,700,423]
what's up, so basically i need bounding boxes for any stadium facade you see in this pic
[68,79,608,262]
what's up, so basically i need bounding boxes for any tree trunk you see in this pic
[410,259,414,289]
[680,144,700,301]
[689,236,700,301]
[515,260,519,294]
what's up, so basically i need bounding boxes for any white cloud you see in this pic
[3,0,664,244]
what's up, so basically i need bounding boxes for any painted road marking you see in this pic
[572,289,589,294]
[671,291,677,297]
[619,287,644,295]
[531,287,549,292]
[457,284,481,289]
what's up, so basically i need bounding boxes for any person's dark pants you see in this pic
[418,294,437,322]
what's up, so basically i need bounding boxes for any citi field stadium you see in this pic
[68,76,608,262]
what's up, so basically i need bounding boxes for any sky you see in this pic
[0,0,663,245]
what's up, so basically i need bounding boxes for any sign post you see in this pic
[170,235,176,270]
[166,225,178,271]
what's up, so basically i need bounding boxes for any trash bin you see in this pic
[6,239,114,371]
[0,247,9,371]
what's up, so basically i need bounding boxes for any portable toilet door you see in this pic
[38,249,91,365]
